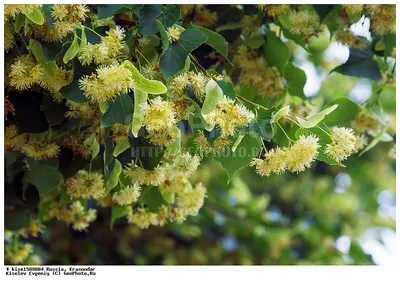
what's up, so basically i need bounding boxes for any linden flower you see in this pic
[78,26,125,65]
[354,134,368,153]
[66,170,105,200]
[288,10,320,37]
[79,64,134,102]
[123,162,166,186]
[146,127,178,147]
[112,184,141,206]
[5,243,33,265]
[51,4,68,20]
[286,135,320,173]
[167,26,183,43]
[176,183,207,216]
[163,152,201,178]
[171,73,189,95]
[143,96,176,132]
[69,201,97,231]
[325,127,356,162]
[341,4,364,15]
[194,131,213,154]
[172,97,194,120]
[159,175,188,194]
[5,22,15,51]
[265,5,289,18]
[110,124,130,143]
[9,55,43,91]
[126,207,156,229]
[250,148,288,177]
[188,71,208,100]
[204,96,254,137]
[194,7,218,28]
[39,66,73,94]
[335,30,367,49]
[150,205,170,227]
[20,141,60,160]
[366,5,396,35]
[214,136,231,152]
[4,4,42,20]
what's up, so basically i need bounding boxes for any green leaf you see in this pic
[15,13,25,32]
[63,33,80,64]
[201,79,223,116]
[122,60,167,94]
[246,29,266,49]
[110,205,128,229]
[99,101,108,114]
[296,104,338,128]
[79,27,87,50]
[113,138,131,157]
[40,95,66,126]
[313,4,334,23]
[139,5,181,34]
[22,7,44,25]
[384,34,396,58]
[333,45,383,80]
[166,127,181,155]
[215,22,242,32]
[161,191,175,204]
[26,160,62,195]
[323,97,359,127]
[248,108,276,141]
[131,90,148,137]
[84,134,100,160]
[60,80,89,103]
[102,94,134,127]
[264,31,290,74]
[141,186,167,212]
[160,29,207,79]
[192,24,229,61]
[214,132,262,182]
[216,81,236,100]
[29,39,57,76]
[271,105,290,124]
[284,63,307,99]
[105,159,122,192]
[97,4,132,19]
[156,20,169,53]
[5,209,30,231]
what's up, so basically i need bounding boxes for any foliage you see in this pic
[3,4,396,265]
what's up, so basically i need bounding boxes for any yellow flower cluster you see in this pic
[171,71,208,99]
[176,183,207,216]
[78,26,126,65]
[325,127,356,162]
[354,134,368,153]
[143,96,176,132]
[124,163,166,186]
[112,184,141,206]
[257,5,289,19]
[167,26,183,43]
[20,138,60,160]
[5,22,14,51]
[126,206,170,229]
[110,124,130,143]
[9,55,72,93]
[65,101,100,121]
[5,125,27,151]
[65,170,105,199]
[203,96,255,136]
[18,219,43,238]
[171,97,194,120]
[341,4,364,15]
[288,9,320,37]
[194,5,218,28]
[250,135,320,176]
[61,135,92,158]
[47,201,97,231]
[233,47,285,97]
[79,64,134,102]
[4,4,42,20]
[5,243,33,265]
[350,111,380,135]
[366,5,396,35]
[194,131,232,154]
[335,30,367,49]
[51,4,89,23]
